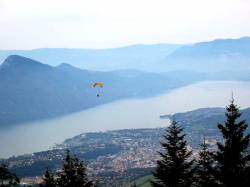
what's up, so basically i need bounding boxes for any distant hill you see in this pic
[1,37,250,72]
[0,55,205,126]
[168,107,250,144]
[168,37,250,58]
[0,44,181,71]
[162,37,250,72]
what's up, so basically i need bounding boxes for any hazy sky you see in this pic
[1,0,250,49]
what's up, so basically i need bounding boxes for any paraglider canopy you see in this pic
[92,82,104,88]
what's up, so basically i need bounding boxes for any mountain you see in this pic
[168,37,250,58]
[1,54,250,126]
[161,37,250,72]
[167,107,250,145]
[2,37,250,72]
[0,55,206,126]
[0,44,181,71]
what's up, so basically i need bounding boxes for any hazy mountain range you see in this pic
[162,37,250,72]
[0,55,206,126]
[0,44,181,71]
[1,37,250,72]
[1,37,250,126]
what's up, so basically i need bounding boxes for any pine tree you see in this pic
[0,164,19,187]
[195,138,218,187]
[40,150,94,187]
[214,98,250,187]
[57,150,94,187]
[40,168,57,187]
[151,120,196,187]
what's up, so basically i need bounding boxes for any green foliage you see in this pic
[40,168,57,187]
[214,98,250,187]
[40,150,94,187]
[152,120,196,187]
[13,160,62,178]
[132,175,153,187]
[0,164,19,187]
[130,182,137,187]
[195,138,218,187]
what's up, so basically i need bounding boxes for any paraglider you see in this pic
[92,82,104,97]
[92,82,104,88]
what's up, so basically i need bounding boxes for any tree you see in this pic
[57,150,93,187]
[151,120,196,187]
[214,98,250,187]
[0,164,19,187]
[40,150,94,187]
[40,168,57,187]
[195,138,218,187]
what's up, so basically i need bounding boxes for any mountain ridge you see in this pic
[1,37,250,72]
[1,55,50,69]
[167,36,250,58]
[0,55,205,126]
[0,44,181,71]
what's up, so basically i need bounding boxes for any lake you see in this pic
[1,81,250,158]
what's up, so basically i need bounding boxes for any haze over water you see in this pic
[1,81,250,158]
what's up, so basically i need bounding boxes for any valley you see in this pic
[4,106,250,186]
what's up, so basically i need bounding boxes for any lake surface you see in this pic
[1,81,250,158]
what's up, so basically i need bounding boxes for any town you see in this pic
[2,127,220,186]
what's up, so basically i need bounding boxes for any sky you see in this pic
[0,0,250,49]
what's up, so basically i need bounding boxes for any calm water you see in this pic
[1,81,250,158]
